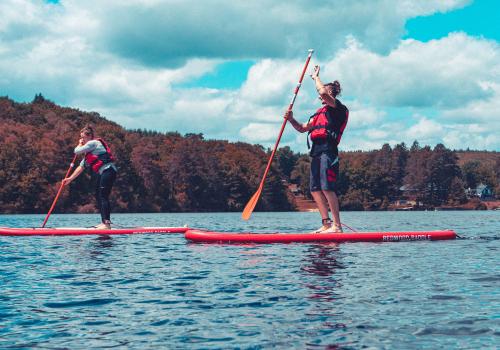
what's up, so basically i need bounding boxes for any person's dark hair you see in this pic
[80,124,95,138]
[325,80,341,97]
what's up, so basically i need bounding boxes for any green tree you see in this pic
[291,155,311,198]
[404,141,432,207]
[448,176,467,205]
[276,146,299,180]
[462,161,481,189]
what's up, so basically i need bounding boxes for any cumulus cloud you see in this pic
[0,0,498,152]
[30,0,469,67]
[345,100,386,128]
[441,82,500,123]
[405,115,444,140]
[323,33,499,109]
[240,123,281,143]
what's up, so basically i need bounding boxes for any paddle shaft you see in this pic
[242,49,314,220]
[41,154,78,228]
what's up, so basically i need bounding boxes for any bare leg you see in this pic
[323,190,342,232]
[311,191,332,232]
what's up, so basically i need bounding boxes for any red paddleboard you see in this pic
[185,229,456,244]
[0,226,188,236]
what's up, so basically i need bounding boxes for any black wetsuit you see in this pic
[94,167,116,223]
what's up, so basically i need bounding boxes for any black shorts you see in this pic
[310,152,339,193]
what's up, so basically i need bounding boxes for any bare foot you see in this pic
[321,224,343,233]
[313,219,332,233]
[94,223,111,230]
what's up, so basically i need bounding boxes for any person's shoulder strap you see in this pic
[308,106,326,120]
[96,138,111,151]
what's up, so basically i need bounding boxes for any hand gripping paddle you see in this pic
[242,49,314,220]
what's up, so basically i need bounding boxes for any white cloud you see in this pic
[405,115,444,140]
[323,33,499,109]
[1,0,468,66]
[0,0,498,152]
[239,59,298,106]
[346,100,386,128]
[441,82,500,123]
[239,123,281,143]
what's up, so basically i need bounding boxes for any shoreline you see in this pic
[293,198,500,212]
[1,197,500,216]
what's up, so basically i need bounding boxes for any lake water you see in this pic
[0,211,499,349]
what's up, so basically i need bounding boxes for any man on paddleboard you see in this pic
[285,65,348,233]
[62,125,117,229]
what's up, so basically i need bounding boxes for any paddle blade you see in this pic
[241,187,262,220]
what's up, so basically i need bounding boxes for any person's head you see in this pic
[324,80,341,98]
[80,124,95,142]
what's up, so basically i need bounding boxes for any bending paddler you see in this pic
[62,125,117,229]
[285,65,349,233]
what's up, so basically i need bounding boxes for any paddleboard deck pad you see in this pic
[185,229,456,243]
[0,227,188,236]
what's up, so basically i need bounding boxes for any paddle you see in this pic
[41,154,78,228]
[242,49,314,220]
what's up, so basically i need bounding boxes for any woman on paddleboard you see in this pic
[62,125,117,229]
[285,65,348,233]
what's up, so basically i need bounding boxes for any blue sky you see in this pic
[176,60,255,90]
[405,0,499,42]
[1,0,499,151]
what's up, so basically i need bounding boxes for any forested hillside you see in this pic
[0,95,292,214]
[1,95,498,213]
[286,143,499,210]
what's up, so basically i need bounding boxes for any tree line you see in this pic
[0,95,498,214]
[0,95,291,214]
[280,142,499,210]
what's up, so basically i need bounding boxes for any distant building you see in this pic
[392,198,421,210]
[393,199,418,206]
[466,183,494,200]
[476,184,494,200]
[399,185,422,202]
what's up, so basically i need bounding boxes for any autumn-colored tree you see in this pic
[291,155,311,198]
[448,177,468,205]
[1,96,497,213]
[276,146,300,181]
[0,96,293,214]
[425,144,461,206]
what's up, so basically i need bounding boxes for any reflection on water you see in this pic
[90,235,114,256]
[302,244,345,277]
[302,244,345,302]
[302,244,348,349]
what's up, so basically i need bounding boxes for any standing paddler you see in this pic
[62,125,117,229]
[285,65,349,233]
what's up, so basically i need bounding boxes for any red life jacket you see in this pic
[307,101,349,150]
[84,138,115,173]
[309,106,332,142]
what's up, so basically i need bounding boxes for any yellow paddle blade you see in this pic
[241,188,262,221]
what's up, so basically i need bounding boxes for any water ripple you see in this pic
[0,211,498,349]
[44,298,120,308]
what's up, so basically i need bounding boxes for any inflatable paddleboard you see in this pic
[185,229,456,244]
[0,226,188,236]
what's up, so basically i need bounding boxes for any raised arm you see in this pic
[311,65,336,108]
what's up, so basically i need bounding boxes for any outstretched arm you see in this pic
[61,165,84,185]
[284,110,311,133]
